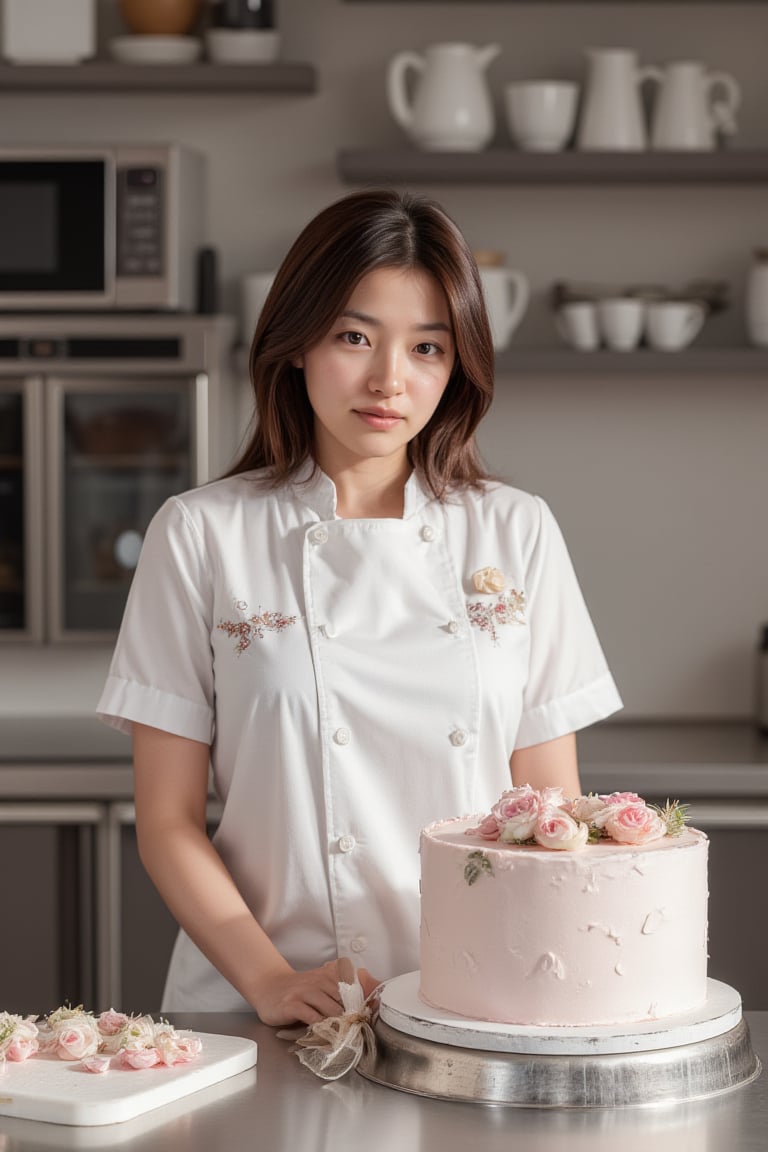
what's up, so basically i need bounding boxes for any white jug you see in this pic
[650,61,740,150]
[577,48,661,150]
[479,266,529,350]
[387,42,500,152]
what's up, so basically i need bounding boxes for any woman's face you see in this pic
[297,265,455,475]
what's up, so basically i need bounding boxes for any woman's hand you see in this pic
[256,960,382,1027]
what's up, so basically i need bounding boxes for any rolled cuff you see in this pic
[515,673,623,750]
[96,675,214,745]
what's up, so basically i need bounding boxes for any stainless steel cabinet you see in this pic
[0,316,236,643]
[0,802,103,1014]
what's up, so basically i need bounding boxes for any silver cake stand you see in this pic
[357,972,762,1108]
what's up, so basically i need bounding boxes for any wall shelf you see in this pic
[0,62,317,94]
[338,148,768,186]
[495,347,768,374]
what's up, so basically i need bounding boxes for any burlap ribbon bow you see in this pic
[286,962,379,1081]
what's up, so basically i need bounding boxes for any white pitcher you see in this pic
[387,42,500,152]
[577,48,661,150]
[479,266,529,350]
[650,61,741,150]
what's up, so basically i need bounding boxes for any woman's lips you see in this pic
[354,408,404,429]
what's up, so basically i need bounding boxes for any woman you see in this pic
[97,189,622,1026]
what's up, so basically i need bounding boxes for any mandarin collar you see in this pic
[290,460,433,521]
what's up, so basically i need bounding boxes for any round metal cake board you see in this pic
[357,972,762,1108]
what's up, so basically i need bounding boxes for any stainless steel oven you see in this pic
[0,314,236,643]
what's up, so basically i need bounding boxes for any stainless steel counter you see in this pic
[0,1012,765,1151]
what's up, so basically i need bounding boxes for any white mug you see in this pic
[597,297,646,350]
[479,266,530,350]
[645,300,706,350]
[555,301,600,350]
[240,270,276,344]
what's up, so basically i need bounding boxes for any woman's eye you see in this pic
[340,331,368,346]
[415,342,440,355]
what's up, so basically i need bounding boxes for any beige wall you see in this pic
[3,0,767,718]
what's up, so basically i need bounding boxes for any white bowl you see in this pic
[109,35,202,65]
[205,29,280,64]
[505,81,579,153]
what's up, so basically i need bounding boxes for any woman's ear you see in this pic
[292,355,304,369]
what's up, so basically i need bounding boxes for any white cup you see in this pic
[479,266,530,350]
[240,270,276,344]
[555,301,600,350]
[597,297,646,351]
[505,81,579,152]
[645,299,706,351]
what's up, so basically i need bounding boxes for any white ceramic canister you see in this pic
[745,249,768,347]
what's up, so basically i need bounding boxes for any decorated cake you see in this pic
[419,787,709,1027]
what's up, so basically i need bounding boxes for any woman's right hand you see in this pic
[256,960,381,1027]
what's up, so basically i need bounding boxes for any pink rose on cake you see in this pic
[602,802,666,845]
[493,785,540,841]
[534,808,589,851]
[569,795,609,824]
[472,813,501,840]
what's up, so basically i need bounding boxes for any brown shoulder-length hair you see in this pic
[225,188,494,498]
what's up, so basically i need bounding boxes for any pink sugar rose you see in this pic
[56,1023,100,1062]
[470,813,501,840]
[492,785,540,841]
[157,1033,203,1066]
[603,802,666,845]
[6,1036,39,1062]
[534,808,589,852]
[569,795,609,824]
[98,1009,129,1037]
[600,791,642,806]
[539,786,566,809]
[82,1055,112,1074]
[122,1047,161,1070]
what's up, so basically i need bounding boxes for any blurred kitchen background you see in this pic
[0,0,766,1017]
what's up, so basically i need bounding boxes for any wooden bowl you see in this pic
[118,0,201,36]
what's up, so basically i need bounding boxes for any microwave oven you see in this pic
[0,144,206,311]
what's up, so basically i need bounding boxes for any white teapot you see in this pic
[387,42,500,152]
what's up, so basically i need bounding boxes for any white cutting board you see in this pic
[0,1032,257,1126]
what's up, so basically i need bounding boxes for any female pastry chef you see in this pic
[98,189,622,1026]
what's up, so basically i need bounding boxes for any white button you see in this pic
[338,835,356,853]
[350,937,367,954]
[450,729,468,747]
[420,525,436,542]
[310,525,329,544]
[447,619,460,635]
[333,727,351,746]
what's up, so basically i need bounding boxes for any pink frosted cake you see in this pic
[419,787,709,1027]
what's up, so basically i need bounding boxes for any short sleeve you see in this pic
[514,496,622,749]
[96,496,215,743]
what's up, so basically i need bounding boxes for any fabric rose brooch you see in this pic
[466,786,689,864]
[467,566,526,644]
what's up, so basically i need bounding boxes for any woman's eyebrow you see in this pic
[340,308,452,333]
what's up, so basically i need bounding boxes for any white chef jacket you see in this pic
[97,463,622,1011]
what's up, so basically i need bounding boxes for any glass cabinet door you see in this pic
[48,377,198,640]
[0,377,43,640]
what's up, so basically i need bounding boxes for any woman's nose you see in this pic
[369,347,404,395]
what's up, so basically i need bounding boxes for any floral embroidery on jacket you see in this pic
[217,600,298,655]
[466,589,526,645]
